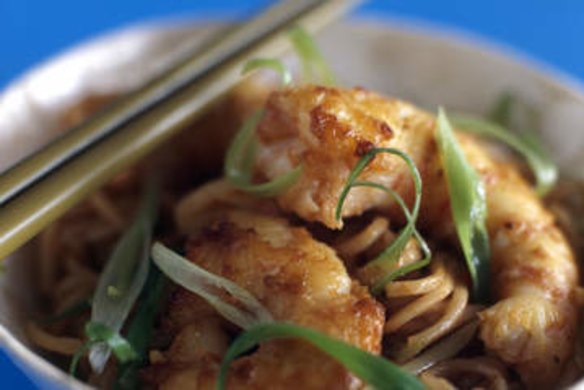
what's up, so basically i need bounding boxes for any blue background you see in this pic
[1,0,583,388]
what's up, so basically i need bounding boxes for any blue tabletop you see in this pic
[1,0,583,388]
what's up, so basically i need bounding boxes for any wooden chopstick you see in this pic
[0,0,361,260]
[0,0,332,205]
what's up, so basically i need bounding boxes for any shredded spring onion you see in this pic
[224,109,303,197]
[436,108,491,302]
[488,92,514,127]
[217,322,425,390]
[357,183,431,294]
[86,322,137,361]
[451,114,556,196]
[488,93,549,158]
[88,182,158,373]
[115,268,166,390]
[288,25,336,85]
[242,58,292,86]
[151,242,272,329]
[70,322,137,377]
[43,298,91,325]
[335,148,431,294]
[70,344,92,376]
[224,27,333,196]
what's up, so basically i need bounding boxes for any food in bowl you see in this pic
[10,27,584,390]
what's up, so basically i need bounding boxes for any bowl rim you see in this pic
[1,16,584,389]
[354,14,584,102]
[4,14,584,101]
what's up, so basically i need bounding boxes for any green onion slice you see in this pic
[69,342,92,377]
[151,242,272,329]
[224,109,303,197]
[335,148,431,294]
[43,297,92,324]
[451,114,556,196]
[436,108,491,302]
[217,322,424,390]
[88,182,158,373]
[70,322,138,377]
[288,25,335,86]
[359,183,431,294]
[115,268,167,390]
[452,93,557,196]
[86,322,137,362]
[242,58,292,86]
[488,92,514,127]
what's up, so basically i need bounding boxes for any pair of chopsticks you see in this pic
[0,0,361,260]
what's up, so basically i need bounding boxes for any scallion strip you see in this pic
[69,322,138,377]
[288,25,335,86]
[436,108,491,302]
[151,242,272,329]
[489,92,547,154]
[85,322,137,362]
[69,342,93,377]
[488,92,514,127]
[88,182,159,373]
[455,92,555,196]
[352,181,431,294]
[115,268,167,390]
[217,322,424,390]
[451,114,557,196]
[43,297,91,324]
[242,58,292,86]
[335,148,431,294]
[224,110,303,197]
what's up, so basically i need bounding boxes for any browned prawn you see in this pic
[146,209,385,389]
[253,85,579,387]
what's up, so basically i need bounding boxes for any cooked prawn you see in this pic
[147,209,385,389]
[254,85,579,387]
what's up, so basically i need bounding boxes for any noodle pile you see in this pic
[30,183,138,378]
[22,86,584,390]
[326,215,508,388]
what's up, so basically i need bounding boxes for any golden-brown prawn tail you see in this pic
[474,147,578,387]
[479,295,575,388]
[429,134,579,387]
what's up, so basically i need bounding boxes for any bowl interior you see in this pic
[0,19,583,389]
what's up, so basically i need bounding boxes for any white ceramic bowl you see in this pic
[0,19,583,389]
